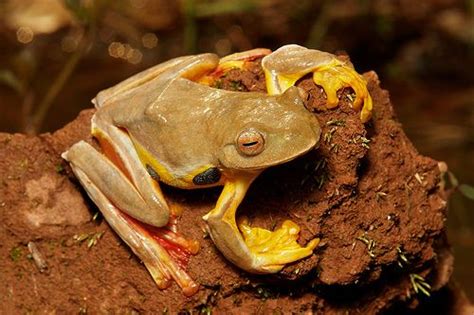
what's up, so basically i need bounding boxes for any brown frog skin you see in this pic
[62,45,372,296]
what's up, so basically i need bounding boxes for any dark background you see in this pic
[0,0,472,300]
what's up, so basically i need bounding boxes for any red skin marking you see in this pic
[121,211,193,270]
[95,131,133,182]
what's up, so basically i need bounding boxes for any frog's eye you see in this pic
[237,128,265,156]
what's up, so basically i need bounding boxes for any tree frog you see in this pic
[62,45,372,296]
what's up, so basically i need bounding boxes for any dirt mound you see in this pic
[0,60,463,313]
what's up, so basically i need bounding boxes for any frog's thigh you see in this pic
[92,114,170,227]
[63,141,168,227]
[95,54,219,107]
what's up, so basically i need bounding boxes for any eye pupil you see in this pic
[243,141,259,147]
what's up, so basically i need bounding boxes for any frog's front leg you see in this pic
[203,175,319,273]
[262,44,373,122]
[62,125,199,296]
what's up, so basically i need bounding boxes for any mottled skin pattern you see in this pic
[62,45,372,295]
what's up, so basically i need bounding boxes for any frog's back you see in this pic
[130,78,229,172]
[93,54,219,109]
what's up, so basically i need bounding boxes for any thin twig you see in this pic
[26,35,88,134]
[183,0,197,54]
[305,0,331,48]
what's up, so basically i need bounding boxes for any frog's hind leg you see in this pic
[63,141,199,296]
[90,113,171,228]
[94,54,219,108]
[86,110,200,294]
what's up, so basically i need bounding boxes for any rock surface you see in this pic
[0,61,466,313]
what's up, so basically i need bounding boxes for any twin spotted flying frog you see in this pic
[62,45,372,295]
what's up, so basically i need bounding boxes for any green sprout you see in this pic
[213,79,223,89]
[229,79,245,91]
[256,285,274,300]
[87,232,104,248]
[360,136,371,149]
[349,135,371,149]
[356,235,376,258]
[346,92,356,103]
[73,231,105,249]
[396,246,409,268]
[92,212,100,221]
[199,305,212,315]
[312,158,328,190]
[323,127,337,144]
[330,143,340,153]
[55,163,64,173]
[315,172,328,190]
[375,191,387,202]
[73,233,89,242]
[326,119,346,127]
[10,246,23,262]
[414,173,424,185]
[409,273,431,297]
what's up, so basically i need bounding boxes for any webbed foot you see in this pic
[238,217,319,272]
[262,44,373,122]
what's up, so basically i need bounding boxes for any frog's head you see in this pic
[218,86,321,171]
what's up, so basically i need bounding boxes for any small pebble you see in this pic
[27,241,48,272]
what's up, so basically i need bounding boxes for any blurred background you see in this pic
[0,0,473,300]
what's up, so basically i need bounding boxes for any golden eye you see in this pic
[237,128,265,156]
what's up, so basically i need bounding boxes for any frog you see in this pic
[62,44,372,296]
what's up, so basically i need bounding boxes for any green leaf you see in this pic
[459,184,474,200]
[447,171,459,187]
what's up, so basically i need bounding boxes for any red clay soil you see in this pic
[0,58,471,314]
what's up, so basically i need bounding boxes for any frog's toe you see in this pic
[312,61,373,122]
[238,218,319,272]
[198,48,271,86]
[123,214,200,296]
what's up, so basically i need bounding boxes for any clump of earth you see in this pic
[0,56,467,314]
